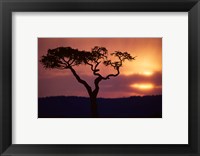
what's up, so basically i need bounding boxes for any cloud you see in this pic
[99,71,162,97]
[39,71,162,98]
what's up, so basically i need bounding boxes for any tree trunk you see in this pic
[90,94,98,118]
[68,66,100,117]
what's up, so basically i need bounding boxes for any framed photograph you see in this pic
[0,0,200,156]
[38,37,162,118]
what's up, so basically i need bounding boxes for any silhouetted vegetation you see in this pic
[40,46,135,117]
[38,95,162,118]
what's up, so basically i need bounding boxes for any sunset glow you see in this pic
[142,71,154,76]
[136,71,154,76]
[130,83,154,90]
[38,38,162,98]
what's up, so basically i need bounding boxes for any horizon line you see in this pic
[38,94,162,99]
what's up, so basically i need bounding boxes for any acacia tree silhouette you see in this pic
[40,46,135,117]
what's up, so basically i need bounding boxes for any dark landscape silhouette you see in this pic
[38,95,162,118]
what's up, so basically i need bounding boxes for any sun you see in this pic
[142,71,153,76]
[130,83,154,90]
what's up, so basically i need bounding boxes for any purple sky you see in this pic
[38,38,162,98]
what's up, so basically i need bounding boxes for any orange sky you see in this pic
[38,38,162,98]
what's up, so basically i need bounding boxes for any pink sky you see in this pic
[38,38,162,98]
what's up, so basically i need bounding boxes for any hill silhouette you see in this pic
[38,95,162,118]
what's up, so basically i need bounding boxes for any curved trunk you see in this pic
[90,94,98,118]
[69,66,101,117]
[90,77,101,117]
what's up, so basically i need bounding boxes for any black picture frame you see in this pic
[0,0,200,155]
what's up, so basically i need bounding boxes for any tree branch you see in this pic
[86,62,94,71]
[93,76,103,97]
[86,61,103,78]
[61,58,69,64]
[104,67,120,80]
[68,66,92,95]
